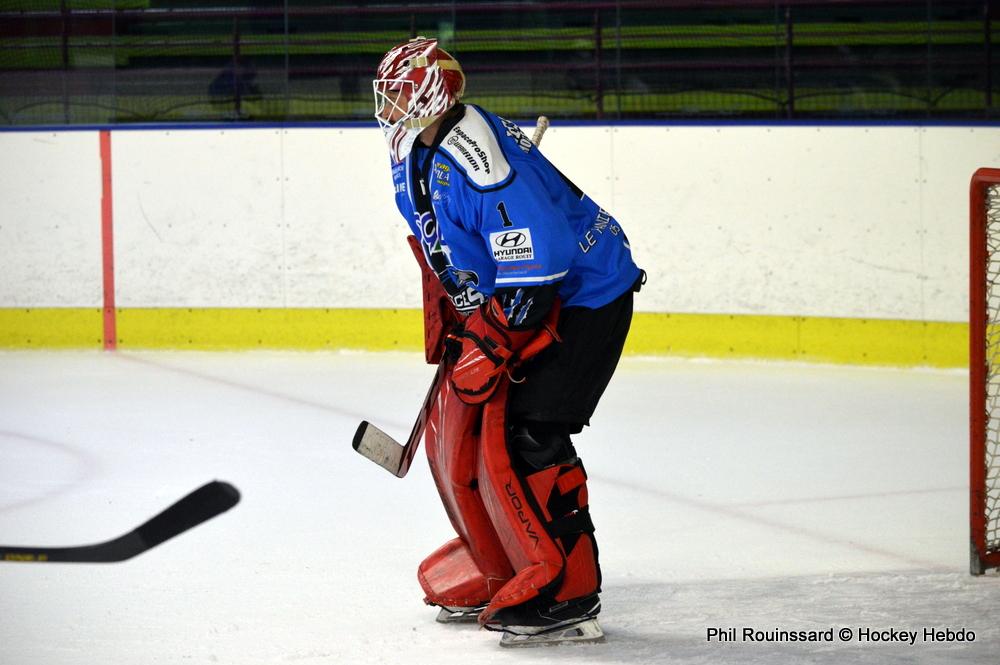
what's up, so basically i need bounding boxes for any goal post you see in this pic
[970,167,1000,575]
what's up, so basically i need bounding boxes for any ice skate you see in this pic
[497,616,605,648]
[486,594,604,648]
[433,605,485,624]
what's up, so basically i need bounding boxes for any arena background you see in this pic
[1,0,999,366]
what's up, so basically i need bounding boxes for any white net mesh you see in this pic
[985,183,1000,557]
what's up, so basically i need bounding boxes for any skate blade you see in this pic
[498,618,605,648]
[435,607,482,624]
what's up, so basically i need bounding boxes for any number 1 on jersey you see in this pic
[497,201,514,228]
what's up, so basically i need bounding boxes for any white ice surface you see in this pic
[0,351,997,664]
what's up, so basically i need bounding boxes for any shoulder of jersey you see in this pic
[436,106,513,190]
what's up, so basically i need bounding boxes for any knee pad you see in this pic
[419,365,513,608]
[476,383,602,625]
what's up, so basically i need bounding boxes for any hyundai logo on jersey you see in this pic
[490,228,535,262]
[495,232,526,248]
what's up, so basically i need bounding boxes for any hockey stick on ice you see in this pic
[353,361,445,478]
[0,480,240,563]
[353,116,552,478]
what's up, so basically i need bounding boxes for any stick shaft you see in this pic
[531,115,550,146]
[396,361,446,477]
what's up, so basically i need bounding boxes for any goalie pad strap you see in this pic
[454,329,510,367]
[547,507,594,539]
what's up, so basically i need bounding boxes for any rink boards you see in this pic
[0,123,995,366]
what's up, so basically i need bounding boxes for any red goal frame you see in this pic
[970,167,1000,575]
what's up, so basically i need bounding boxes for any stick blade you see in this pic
[353,421,405,477]
[0,480,240,564]
[135,480,240,551]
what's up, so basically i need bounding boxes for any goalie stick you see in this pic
[354,116,551,478]
[531,115,550,147]
[353,361,445,478]
[0,480,240,563]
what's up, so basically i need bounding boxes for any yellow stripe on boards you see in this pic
[626,313,801,359]
[114,308,424,351]
[797,316,966,367]
[0,308,967,368]
[0,308,103,348]
[626,312,966,367]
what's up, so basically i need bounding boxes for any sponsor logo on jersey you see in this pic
[497,262,543,273]
[414,210,486,313]
[450,267,479,287]
[433,162,450,187]
[500,117,533,154]
[447,125,492,174]
[416,211,437,243]
[453,288,487,312]
[490,228,535,262]
[446,135,479,172]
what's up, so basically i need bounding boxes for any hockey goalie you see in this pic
[372,37,643,647]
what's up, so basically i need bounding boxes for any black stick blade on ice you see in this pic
[0,480,240,564]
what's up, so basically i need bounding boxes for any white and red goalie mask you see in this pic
[373,37,466,163]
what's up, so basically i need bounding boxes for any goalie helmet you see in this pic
[373,37,466,163]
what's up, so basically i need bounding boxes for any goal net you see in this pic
[970,167,1000,575]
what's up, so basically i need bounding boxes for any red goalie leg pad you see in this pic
[419,362,514,608]
[475,382,601,625]
[418,538,494,609]
[523,463,600,605]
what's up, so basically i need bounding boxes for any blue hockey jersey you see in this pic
[390,104,641,317]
